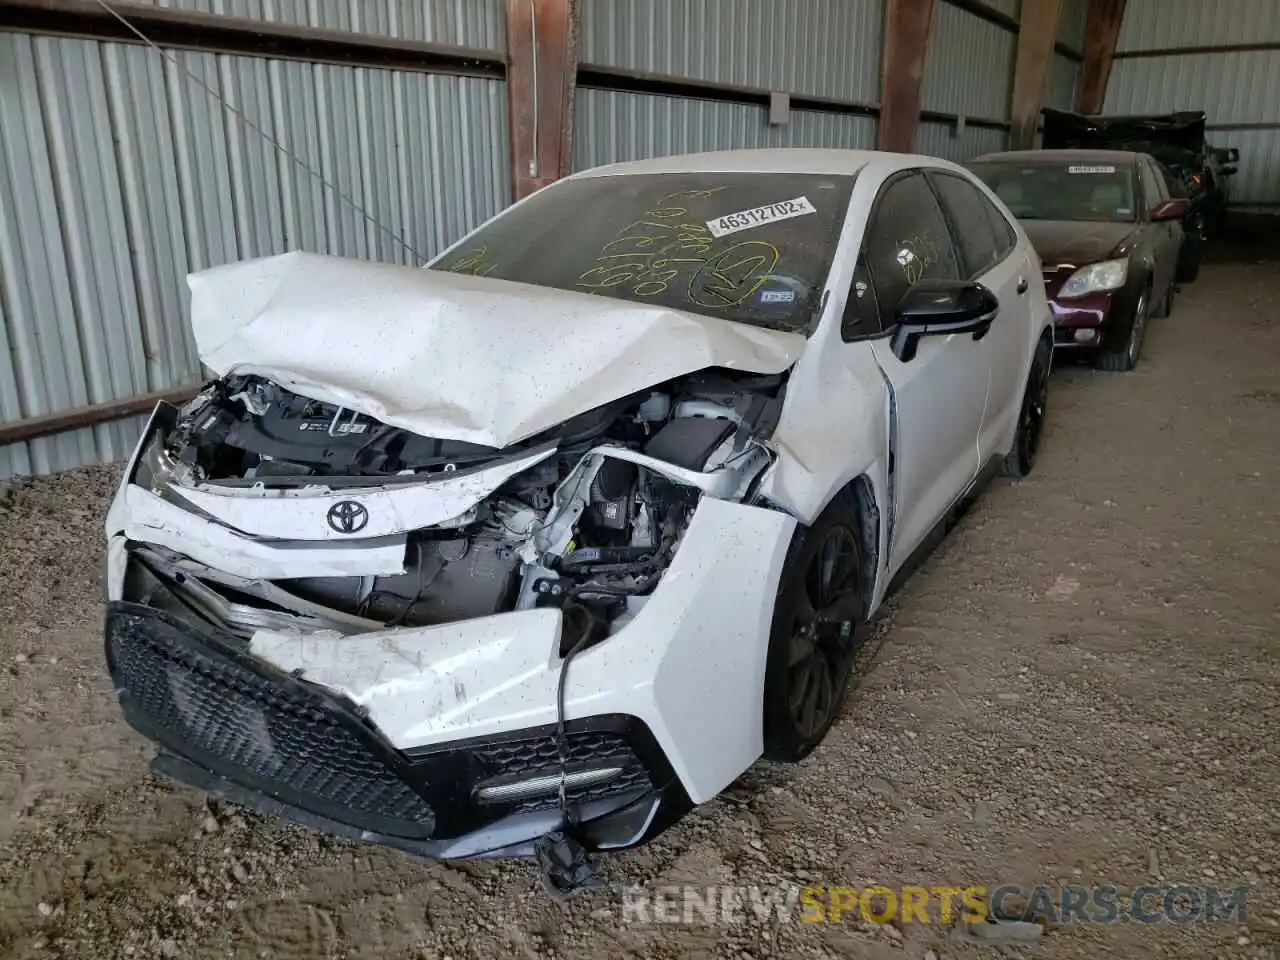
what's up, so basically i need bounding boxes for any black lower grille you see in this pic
[107,592,671,843]
[107,606,436,837]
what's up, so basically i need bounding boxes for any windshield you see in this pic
[430,172,856,333]
[968,161,1137,223]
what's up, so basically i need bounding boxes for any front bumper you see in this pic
[1047,291,1114,350]
[105,417,799,854]
[106,600,690,858]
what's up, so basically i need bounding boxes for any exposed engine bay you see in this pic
[130,368,787,652]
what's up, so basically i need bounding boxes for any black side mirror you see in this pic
[890,279,1000,362]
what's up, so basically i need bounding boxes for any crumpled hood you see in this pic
[188,251,805,449]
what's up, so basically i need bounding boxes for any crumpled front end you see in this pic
[105,368,797,857]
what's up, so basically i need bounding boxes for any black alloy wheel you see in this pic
[788,524,861,738]
[1096,286,1149,372]
[764,494,866,762]
[1002,337,1051,478]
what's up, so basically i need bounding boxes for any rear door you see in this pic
[1139,158,1180,294]
[926,170,1033,462]
[856,172,992,573]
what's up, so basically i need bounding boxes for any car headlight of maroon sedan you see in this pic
[1057,258,1129,299]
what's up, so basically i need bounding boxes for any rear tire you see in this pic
[1000,336,1051,478]
[1154,281,1175,318]
[762,492,867,763]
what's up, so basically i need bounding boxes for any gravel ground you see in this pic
[1,261,1277,960]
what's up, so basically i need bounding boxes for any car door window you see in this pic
[1149,161,1172,202]
[1139,163,1162,215]
[859,172,962,331]
[928,172,1004,279]
[983,195,1018,259]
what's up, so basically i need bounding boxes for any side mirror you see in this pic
[890,279,1000,363]
[1150,198,1191,221]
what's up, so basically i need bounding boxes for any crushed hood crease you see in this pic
[188,251,806,449]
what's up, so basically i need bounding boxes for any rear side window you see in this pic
[1139,162,1162,213]
[929,172,1003,279]
[981,190,1018,258]
[1148,160,1171,201]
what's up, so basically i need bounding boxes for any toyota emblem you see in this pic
[326,500,369,534]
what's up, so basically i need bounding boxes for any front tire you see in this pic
[1096,286,1150,372]
[1000,336,1051,478]
[762,492,867,762]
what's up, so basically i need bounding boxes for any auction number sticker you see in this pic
[706,196,816,238]
[1067,165,1117,174]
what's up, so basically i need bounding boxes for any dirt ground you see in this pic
[1,260,1277,960]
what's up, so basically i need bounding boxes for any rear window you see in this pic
[430,172,856,334]
[968,161,1137,224]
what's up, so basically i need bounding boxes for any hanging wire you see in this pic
[91,0,427,264]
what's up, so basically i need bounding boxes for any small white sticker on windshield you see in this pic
[1068,165,1117,174]
[705,196,816,238]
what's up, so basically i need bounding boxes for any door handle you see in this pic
[1016,277,1029,295]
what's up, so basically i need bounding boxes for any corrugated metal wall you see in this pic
[921,2,1016,122]
[1105,0,1280,205]
[1047,0,1086,113]
[984,0,1021,18]
[573,88,876,170]
[579,0,885,103]
[573,0,886,175]
[1056,0,1088,54]
[916,121,1007,163]
[1115,0,1280,50]
[1046,53,1079,111]
[129,0,508,50]
[0,31,509,479]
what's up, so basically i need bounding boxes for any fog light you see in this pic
[474,767,624,803]
[1073,329,1099,343]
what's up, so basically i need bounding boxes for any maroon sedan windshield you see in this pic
[969,162,1138,224]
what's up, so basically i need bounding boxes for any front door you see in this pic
[853,171,994,573]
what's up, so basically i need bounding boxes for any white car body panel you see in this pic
[104,147,1055,826]
[189,252,804,450]
[248,497,795,804]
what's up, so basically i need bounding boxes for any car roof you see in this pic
[571,148,945,178]
[970,148,1141,166]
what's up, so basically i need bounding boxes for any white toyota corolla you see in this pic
[104,148,1053,869]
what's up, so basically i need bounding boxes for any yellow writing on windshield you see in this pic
[690,241,780,308]
[576,188,780,307]
[443,246,497,276]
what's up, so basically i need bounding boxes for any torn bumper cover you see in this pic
[105,601,685,859]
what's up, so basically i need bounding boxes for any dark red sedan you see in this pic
[967,149,1190,371]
